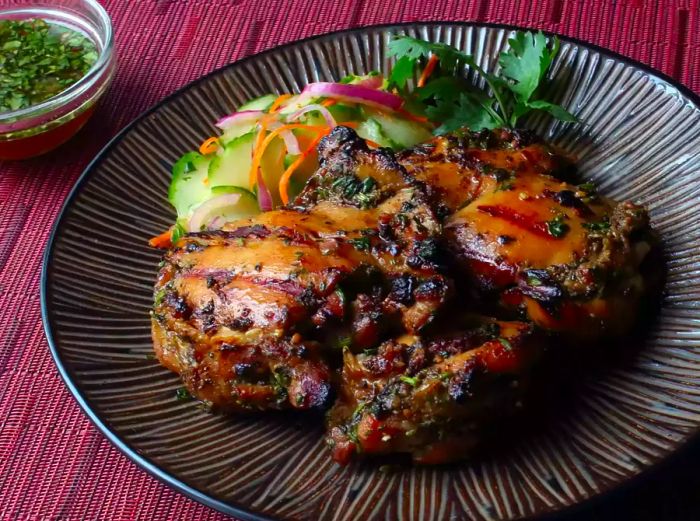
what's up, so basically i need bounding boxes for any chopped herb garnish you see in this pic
[578,182,597,194]
[399,375,419,386]
[387,31,577,134]
[497,180,515,191]
[583,219,611,233]
[0,19,98,112]
[499,338,513,351]
[526,275,543,286]
[546,214,570,238]
[336,335,352,350]
[349,236,371,251]
[153,288,167,306]
[175,387,192,401]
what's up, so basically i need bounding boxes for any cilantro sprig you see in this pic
[387,32,577,134]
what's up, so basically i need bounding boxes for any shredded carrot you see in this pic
[199,137,219,155]
[396,108,430,124]
[149,228,173,249]
[249,118,271,187]
[321,99,337,107]
[249,124,328,190]
[417,54,439,88]
[279,132,326,204]
[365,139,381,148]
[340,121,359,128]
[269,94,292,113]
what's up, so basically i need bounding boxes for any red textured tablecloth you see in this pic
[1,1,699,520]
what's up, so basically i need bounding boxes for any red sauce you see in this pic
[0,106,95,160]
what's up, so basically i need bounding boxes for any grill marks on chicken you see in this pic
[152,127,449,412]
[399,128,652,337]
[152,126,653,464]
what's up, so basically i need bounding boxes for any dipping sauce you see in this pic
[0,19,98,112]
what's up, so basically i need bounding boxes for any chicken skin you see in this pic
[152,127,449,411]
[326,317,540,464]
[398,128,652,338]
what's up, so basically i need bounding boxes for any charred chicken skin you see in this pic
[152,126,653,464]
[152,127,449,412]
[398,129,652,338]
[327,317,540,464]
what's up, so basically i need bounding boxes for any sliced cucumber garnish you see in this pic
[238,94,276,112]
[370,110,433,149]
[258,135,285,208]
[356,119,396,149]
[220,121,257,145]
[328,103,361,123]
[210,185,255,197]
[191,187,260,229]
[168,151,212,217]
[208,131,255,188]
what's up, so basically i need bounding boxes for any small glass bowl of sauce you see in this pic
[0,0,115,160]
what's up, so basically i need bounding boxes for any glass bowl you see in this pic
[0,0,115,160]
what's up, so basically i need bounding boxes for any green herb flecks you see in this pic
[583,219,611,233]
[546,214,570,238]
[499,338,513,351]
[348,236,371,251]
[176,387,192,401]
[399,375,419,387]
[0,19,98,112]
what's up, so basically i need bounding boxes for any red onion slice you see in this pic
[301,82,403,111]
[256,168,274,211]
[215,110,263,129]
[188,193,242,232]
[266,121,301,154]
[288,104,337,128]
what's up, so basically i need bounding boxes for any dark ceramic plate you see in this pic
[42,23,700,521]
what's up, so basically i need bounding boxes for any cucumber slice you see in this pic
[370,110,433,149]
[168,152,212,217]
[259,135,286,208]
[356,119,396,149]
[220,121,257,145]
[238,94,276,112]
[211,185,257,199]
[193,188,260,227]
[328,103,361,123]
[208,131,255,188]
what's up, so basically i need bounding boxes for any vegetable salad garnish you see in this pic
[150,30,575,248]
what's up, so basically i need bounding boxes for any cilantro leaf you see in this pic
[388,55,415,89]
[386,31,577,132]
[428,92,502,134]
[523,99,577,121]
[387,35,470,88]
[499,31,549,102]
[417,77,504,134]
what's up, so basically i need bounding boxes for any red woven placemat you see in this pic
[1,1,698,519]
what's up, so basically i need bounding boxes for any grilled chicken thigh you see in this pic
[152,125,653,464]
[327,317,540,464]
[152,127,449,411]
[398,128,652,338]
